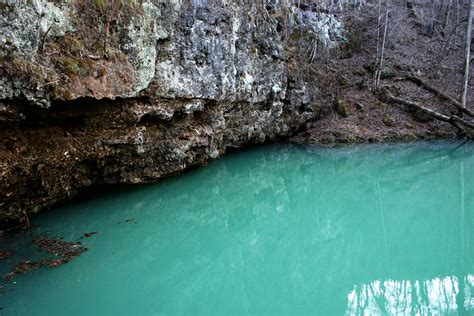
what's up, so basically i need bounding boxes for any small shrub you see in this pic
[63,35,85,56]
[56,57,80,76]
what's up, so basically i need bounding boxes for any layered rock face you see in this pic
[0,0,344,225]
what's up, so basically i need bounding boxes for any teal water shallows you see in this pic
[1,141,473,315]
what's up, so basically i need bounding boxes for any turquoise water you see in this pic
[1,141,473,315]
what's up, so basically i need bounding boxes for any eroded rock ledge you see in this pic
[0,0,345,225]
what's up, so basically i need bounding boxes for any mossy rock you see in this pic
[352,66,366,77]
[335,99,352,117]
[11,58,58,84]
[382,114,396,127]
[56,56,98,77]
[379,67,396,79]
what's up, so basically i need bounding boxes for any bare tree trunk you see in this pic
[455,0,460,45]
[461,0,473,108]
[375,9,389,87]
[374,0,382,88]
[444,0,452,30]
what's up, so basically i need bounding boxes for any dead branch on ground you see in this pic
[379,88,474,132]
[404,75,474,117]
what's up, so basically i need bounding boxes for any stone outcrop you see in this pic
[0,0,345,226]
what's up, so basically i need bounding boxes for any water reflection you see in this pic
[1,141,473,314]
[346,275,474,315]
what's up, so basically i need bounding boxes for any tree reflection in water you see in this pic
[346,274,474,314]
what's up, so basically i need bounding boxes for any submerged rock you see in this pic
[2,235,87,282]
[336,98,352,117]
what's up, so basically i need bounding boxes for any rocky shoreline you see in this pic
[1,0,339,226]
[1,0,472,228]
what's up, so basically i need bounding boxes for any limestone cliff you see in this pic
[0,0,344,226]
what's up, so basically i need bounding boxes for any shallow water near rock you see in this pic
[1,141,473,315]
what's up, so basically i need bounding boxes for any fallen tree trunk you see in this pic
[380,88,474,131]
[406,75,474,117]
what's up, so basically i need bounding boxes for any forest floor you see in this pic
[292,0,473,145]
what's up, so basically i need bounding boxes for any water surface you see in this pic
[1,141,473,315]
